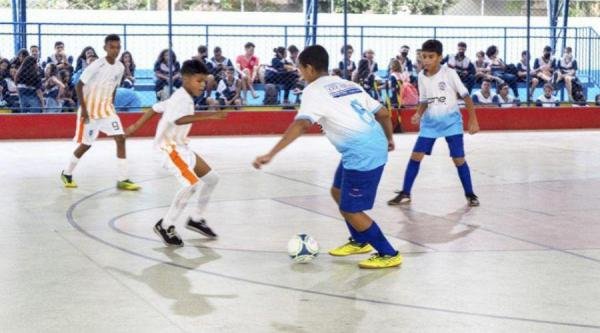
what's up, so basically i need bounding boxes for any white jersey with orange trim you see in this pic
[79,57,124,120]
[152,87,195,151]
[152,88,199,186]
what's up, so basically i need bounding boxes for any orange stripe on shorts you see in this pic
[169,150,199,185]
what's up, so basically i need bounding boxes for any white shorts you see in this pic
[74,114,124,145]
[162,145,199,186]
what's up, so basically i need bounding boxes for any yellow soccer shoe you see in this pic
[329,239,374,256]
[358,252,403,269]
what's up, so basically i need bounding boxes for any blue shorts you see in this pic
[413,134,465,158]
[333,162,384,213]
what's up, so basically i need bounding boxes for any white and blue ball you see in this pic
[287,234,319,263]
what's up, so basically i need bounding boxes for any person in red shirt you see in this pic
[236,42,259,103]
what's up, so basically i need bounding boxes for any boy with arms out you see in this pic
[388,40,480,207]
[253,45,402,269]
[126,59,226,246]
[61,34,139,190]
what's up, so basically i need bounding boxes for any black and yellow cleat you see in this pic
[61,171,78,188]
[117,179,141,191]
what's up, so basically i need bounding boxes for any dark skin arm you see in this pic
[75,81,87,121]
[253,119,312,169]
[373,106,395,151]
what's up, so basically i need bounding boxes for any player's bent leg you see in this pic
[186,154,218,238]
[388,152,425,205]
[329,211,374,256]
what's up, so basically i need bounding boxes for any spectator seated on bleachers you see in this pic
[555,46,578,101]
[119,51,136,88]
[210,46,234,84]
[45,41,74,68]
[533,45,556,88]
[356,49,381,99]
[442,41,475,93]
[535,83,559,108]
[338,44,357,81]
[471,79,495,105]
[236,42,260,103]
[516,50,539,99]
[264,46,299,105]
[58,69,76,112]
[74,46,97,74]
[154,49,182,101]
[487,45,519,99]
[388,45,415,84]
[42,63,65,113]
[16,56,44,113]
[216,66,242,108]
[2,63,20,110]
[492,83,520,108]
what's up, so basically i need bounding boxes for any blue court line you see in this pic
[65,178,600,330]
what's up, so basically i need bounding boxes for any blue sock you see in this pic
[359,222,397,256]
[346,221,367,243]
[456,162,474,196]
[402,159,421,194]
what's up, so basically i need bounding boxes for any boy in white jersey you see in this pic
[126,59,226,246]
[253,45,402,269]
[60,34,139,190]
[388,40,480,207]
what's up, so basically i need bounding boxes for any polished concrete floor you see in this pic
[1,131,600,332]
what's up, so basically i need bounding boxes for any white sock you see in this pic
[190,171,220,221]
[164,185,197,225]
[117,158,128,181]
[64,155,80,176]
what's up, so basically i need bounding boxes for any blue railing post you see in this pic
[284,26,288,48]
[587,29,592,80]
[360,26,364,55]
[503,27,507,61]
[433,27,437,39]
[37,23,41,51]
[123,24,127,50]
[205,25,209,48]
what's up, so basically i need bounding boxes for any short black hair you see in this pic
[298,44,329,73]
[214,46,222,53]
[458,41,467,48]
[521,50,529,57]
[198,45,208,53]
[54,41,64,48]
[482,79,491,84]
[422,40,443,55]
[180,59,209,76]
[244,42,255,49]
[498,82,509,91]
[105,34,120,44]
[543,45,552,52]
[30,45,39,50]
[486,45,498,58]
[340,44,353,54]
[565,46,572,53]
[288,45,299,54]
[401,45,410,49]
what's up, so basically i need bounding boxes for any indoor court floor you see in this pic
[1,130,600,332]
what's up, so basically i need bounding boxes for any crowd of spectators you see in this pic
[0,39,588,112]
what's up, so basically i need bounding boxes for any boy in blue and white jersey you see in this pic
[253,45,401,269]
[389,40,481,207]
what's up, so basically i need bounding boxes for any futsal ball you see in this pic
[287,234,319,263]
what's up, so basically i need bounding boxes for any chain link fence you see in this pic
[1,1,599,112]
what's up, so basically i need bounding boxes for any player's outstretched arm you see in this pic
[463,95,480,135]
[75,81,88,122]
[253,119,312,169]
[374,106,395,151]
[125,109,158,137]
[174,111,227,125]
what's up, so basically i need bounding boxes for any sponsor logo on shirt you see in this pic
[325,82,362,98]
[438,82,447,90]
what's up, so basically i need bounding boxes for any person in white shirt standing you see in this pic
[61,34,140,190]
[126,59,227,246]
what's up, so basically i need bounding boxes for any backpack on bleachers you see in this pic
[263,83,280,105]
[571,77,586,104]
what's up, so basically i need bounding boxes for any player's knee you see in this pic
[453,157,465,166]
[113,135,125,144]
[330,187,340,200]
[410,152,424,161]
[201,171,219,187]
